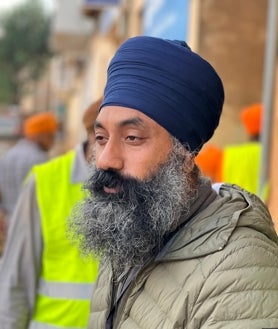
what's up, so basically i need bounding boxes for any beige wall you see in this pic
[85,0,143,100]
[197,0,267,147]
[89,35,119,98]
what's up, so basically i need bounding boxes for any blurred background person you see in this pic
[194,143,223,183]
[221,103,265,197]
[0,98,101,329]
[196,103,267,200]
[0,112,58,225]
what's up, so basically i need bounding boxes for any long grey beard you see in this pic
[68,140,199,274]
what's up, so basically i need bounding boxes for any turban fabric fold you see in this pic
[100,36,225,152]
[24,112,58,137]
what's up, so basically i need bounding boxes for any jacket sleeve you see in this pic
[0,175,42,329]
[189,230,278,329]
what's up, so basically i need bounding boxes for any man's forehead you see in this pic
[95,106,156,129]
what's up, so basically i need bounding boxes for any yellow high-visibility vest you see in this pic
[30,150,98,329]
[222,142,268,201]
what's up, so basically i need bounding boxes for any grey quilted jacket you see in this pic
[88,183,278,329]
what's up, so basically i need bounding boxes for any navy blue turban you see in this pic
[100,36,224,152]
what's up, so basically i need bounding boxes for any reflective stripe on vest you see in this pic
[37,277,95,299]
[30,322,68,329]
[31,150,98,329]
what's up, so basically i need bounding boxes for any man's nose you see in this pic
[96,140,124,171]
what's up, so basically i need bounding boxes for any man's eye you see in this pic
[125,135,145,145]
[126,135,138,141]
[126,135,145,142]
[95,135,107,144]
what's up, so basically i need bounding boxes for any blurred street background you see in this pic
[0,0,278,233]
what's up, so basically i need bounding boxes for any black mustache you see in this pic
[85,168,147,203]
[93,170,124,191]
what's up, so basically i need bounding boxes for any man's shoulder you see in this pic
[164,183,277,262]
[214,183,277,238]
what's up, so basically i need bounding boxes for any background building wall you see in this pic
[88,35,118,98]
[195,0,278,229]
[197,0,267,147]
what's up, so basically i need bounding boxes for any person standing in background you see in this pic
[196,104,267,200]
[221,103,264,197]
[0,98,101,329]
[194,143,223,183]
[0,112,58,223]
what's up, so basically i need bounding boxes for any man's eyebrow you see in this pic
[118,117,145,128]
[94,121,103,129]
[94,117,146,129]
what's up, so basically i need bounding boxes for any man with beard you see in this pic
[69,36,278,329]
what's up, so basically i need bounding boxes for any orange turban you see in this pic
[240,103,262,136]
[23,112,58,137]
[195,143,223,182]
